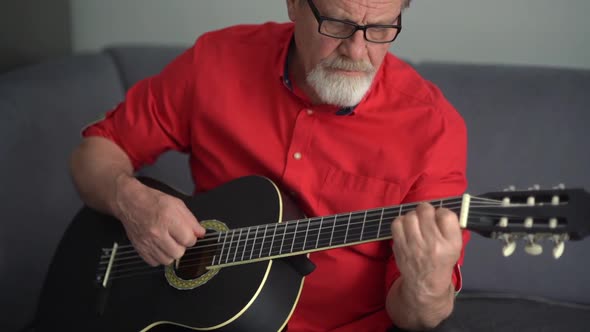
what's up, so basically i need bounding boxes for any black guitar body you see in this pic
[35,176,310,332]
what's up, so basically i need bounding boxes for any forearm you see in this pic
[386,275,455,331]
[69,136,140,218]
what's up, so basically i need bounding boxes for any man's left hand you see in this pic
[391,202,463,299]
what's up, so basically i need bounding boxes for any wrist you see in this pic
[392,276,455,330]
[409,266,455,304]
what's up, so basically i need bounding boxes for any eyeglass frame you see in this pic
[306,0,402,44]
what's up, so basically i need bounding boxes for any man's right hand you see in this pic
[113,175,207,267]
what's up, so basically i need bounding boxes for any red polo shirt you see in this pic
[83,22,469,331]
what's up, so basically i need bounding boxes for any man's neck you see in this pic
[288,44,324,106]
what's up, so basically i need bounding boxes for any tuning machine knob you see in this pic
[552,241,565,259]
[528,184,541,190]
[498,233,517,257]
[503,240,517,257]
[553,184,566,190]
[503,185,516,192]
[524,235,543,256]
[551,234,567,259]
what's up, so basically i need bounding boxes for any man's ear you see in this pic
[286,0,299,22]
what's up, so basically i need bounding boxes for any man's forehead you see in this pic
[321,0,401,18]
[329,0,401,10]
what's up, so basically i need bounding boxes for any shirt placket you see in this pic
[282,108,317,198]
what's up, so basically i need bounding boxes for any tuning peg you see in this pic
[524,235,543,255]
[499,233,516,257]
[528,184,541,190]
[503,241,517,257]
[503,185,516,192]
[498,217,509,228]
[525,242,543,255]
[553,184,566,190]
[552,241,565,259]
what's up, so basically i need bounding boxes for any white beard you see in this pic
[306,57,376,107]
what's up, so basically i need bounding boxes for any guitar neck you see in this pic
[209,196,465,268]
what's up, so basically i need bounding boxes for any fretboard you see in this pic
[209,197,463,268]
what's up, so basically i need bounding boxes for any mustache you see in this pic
[320,56,375,73]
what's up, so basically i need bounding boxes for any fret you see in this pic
[249,226,259,260]
[363,210,381,241]
[233,229,243,262]
[377,208,384,238]
[269,224,278,256]
[241,227,251,262]
[290,220,300,253]
[329,215,337,247]
[359,211,367,241]
[279,222,288,255]
[343,212,352,244]
[259,225,269,258]
[315,217,324,249]
[225,230,236,264]
[302,218,311,251]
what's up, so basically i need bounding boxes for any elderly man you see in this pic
[70,0,469,331]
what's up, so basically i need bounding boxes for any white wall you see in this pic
[71,0,590,69]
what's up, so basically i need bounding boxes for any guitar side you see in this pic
[34,176,309,332]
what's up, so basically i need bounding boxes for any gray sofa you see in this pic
[1,45,589,331]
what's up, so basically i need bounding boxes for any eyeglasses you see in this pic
[306,0,402,44]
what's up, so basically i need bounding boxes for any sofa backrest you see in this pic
[418,62,590,303]
[0,54,126,331]
[1,45,589,331]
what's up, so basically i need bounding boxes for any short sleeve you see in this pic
[81,43,199,171]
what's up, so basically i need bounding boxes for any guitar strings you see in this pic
[98,201,519,270]
[100,206,523,278]
[103,196,501,257]
[104,213,522,281]
[98,207,534,275]
[103,208,542,278]
[106,193,555,256]
[98,199,472,264]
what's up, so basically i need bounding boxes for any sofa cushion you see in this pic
[0,54,125,331]
[105,45,187,90]
[416,62,590,303]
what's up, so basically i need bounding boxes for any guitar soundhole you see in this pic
[174,245,213,280]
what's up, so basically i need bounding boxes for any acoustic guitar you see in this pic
[33,176,590,331]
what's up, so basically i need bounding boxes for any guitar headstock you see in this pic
[465,184,590,259]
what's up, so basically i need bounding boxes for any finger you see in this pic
[169,219,198,247]
[138,248,159,267]
[391,216,406,251]
[156,234,186,261]
[435,208,462,242]
[415,203,442,243]
[152,244,175,266]
[178,203,206,237]
[402,210,423,248]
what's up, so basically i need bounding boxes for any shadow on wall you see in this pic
[0,0,71,73]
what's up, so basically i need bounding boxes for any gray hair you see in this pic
[402,0,412,10]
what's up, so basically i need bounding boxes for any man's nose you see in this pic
[339,30,367,62]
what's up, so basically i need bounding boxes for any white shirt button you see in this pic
[293,152,302,160]
[307,109,314,115]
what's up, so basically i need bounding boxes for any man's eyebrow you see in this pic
[325,9,400,26]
